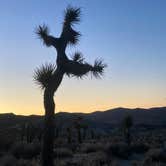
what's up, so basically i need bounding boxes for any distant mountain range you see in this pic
[0,107,166,131]
[86,107,166,125]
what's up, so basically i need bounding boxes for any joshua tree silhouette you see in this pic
[122,115,133,146]
[74,116,83,144]
[34,6,106,166]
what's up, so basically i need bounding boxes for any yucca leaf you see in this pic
[36,24,49,39]
[64,58,106,78]
[33,63,56,89]
[72,52,84,63]
[91,59,107,78]
[64,6,81,26]
[61,6,81,45]
[35,24,58,47]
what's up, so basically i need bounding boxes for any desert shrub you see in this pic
[10,142,24,158]
[17,159,40,166]
[0,136,14,151]
[144,148,166,163]
[54,159,67,166]
[54,148,73,158]
[131,160,141,166]
[66,143,78,152]
[0,151,4,157]
[54,138,66,147]
[0,154,17,166]
[130,143,149,154]
[110,160,120,166]
[85,151,109,165]
[10,142,41,159]
[143,157,166,166]
[80,143,105,153]
[68,151,109,166]
[107,142,130,159]
[17,159,29,166]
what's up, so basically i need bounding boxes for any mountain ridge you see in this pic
[0,107,166,131]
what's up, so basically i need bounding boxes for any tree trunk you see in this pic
[77,127,82,144]
[66,128,70,143]
[41,70,64,166]
[83,128,87,140]
[126,129,131,146]
[42,88,55,166]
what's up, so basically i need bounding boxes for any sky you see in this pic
[0,0,166,115]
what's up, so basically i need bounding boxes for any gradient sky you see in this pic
[0,0,166,115]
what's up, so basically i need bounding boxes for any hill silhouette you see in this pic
[0,107,166,132]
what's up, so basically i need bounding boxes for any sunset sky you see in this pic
[0,0,166,115]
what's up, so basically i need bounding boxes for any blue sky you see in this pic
[0,0,166,115]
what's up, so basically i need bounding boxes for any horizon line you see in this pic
[0,106,166,116]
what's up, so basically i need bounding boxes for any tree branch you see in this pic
[36,25,58,48]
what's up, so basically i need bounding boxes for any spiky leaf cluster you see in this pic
[36,25,49,44]
[34,64,55,89]
[36,25,49,38]
[91,59,107,78]
[36,25,57,47]
[72,52,84,63]
[62,27,80,45]
[64,6,81,26]
[65,53,106,78]
[61,7,81,45]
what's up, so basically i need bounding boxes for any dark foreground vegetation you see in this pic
[0,107,166,166]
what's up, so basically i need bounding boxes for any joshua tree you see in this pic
[26,122,35,143]
[74,117,83,144]
[20,123,26,142]
[122,115,133,146]
[91,129,95,139]
[67,127,72,144]
[20,122,35,143]
[36,127,43,143]
[34,6,106,166]
[82,124,88,140]
[55,127,59,139]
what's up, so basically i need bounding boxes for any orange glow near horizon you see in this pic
[0,69,165,116]
[0,85,165,115]
[1,102,166,116]
[0,74,166,115]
